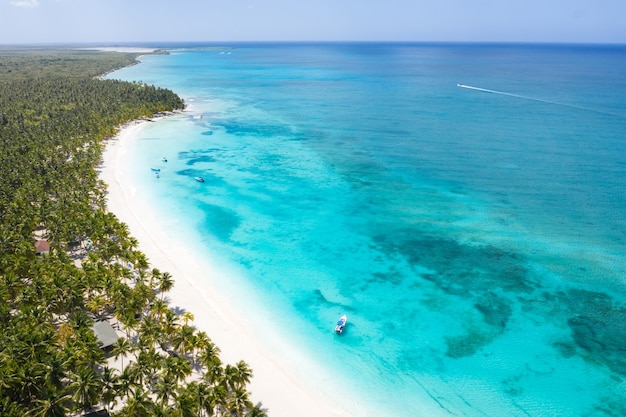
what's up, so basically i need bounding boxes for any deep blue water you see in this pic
[107,43,626,416]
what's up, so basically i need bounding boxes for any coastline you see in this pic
[99,116,355,417]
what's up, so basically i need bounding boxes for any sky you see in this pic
[1,0,625,45]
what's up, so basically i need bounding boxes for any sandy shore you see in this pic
[99,118,355,417]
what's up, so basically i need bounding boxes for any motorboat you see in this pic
[151,167,161,172]
[335,315,347,334]
[195,177,205,183]
[161,157,168,162]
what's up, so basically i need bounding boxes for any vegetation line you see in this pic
[0,48,267,417]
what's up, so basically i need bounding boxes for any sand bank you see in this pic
[99,118,354,417]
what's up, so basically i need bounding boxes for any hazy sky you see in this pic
[1,0,625,44]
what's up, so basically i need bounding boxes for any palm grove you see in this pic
[0,49,267,417]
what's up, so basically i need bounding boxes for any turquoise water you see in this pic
[107,43,626,416]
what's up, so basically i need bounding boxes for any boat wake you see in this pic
[456,83,622,118]
[457,83,532,99]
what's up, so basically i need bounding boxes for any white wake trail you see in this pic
[456,83,622,118]
[457,83,567,105]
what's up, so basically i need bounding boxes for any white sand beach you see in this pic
[100,118,355,417]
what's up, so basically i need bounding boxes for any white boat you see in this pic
[195,176,205,183]
[335,315,347,334]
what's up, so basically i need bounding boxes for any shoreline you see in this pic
[99,116,355,417]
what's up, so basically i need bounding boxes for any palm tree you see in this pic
[172,324,196,357]
[157,272,174,300]
[69,366,103,414]
[226,387,253,417]
[162,309,180,341]
[135,347,162,387]
[164,355,192,384]
[120,386,153,417]
[67,332,105,370]
[149,268,162,291]
[138,315,163,350]
[69,310,92,331]
[191,330,211,371]
[224,361,252,391]
[100,366,119,413]
[86,294,107,319]
[234,361,253,388]
[154,375,177,407]
[198,343,223,385]
[0,396,26,417]
[116,366,137,402]
[193,331,210,351]
[209,384,229,417]
[197,340,221,367]
[124,362,146,389]
[131,251,150,272]
[0,358,20,409]
[150,298,169,320]
[112,337,133,372]
[180,311,194,326]
[172,384,198,417]
[43,354,67,390]
[116,306,140,339]
[150,402,173,417]
[27,385,71,417]
[187,381,214,417]
[245,404,269,417]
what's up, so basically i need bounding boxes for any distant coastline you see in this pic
[80,46,159,53]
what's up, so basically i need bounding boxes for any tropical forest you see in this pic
[0,47,266,417]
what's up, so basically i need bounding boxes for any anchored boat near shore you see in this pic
[335,315,347,334]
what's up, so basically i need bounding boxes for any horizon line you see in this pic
[2,40,626,48]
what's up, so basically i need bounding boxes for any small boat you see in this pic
[154,172,160,178]
[161,157,168,162]
[195,177,205,183]
[335,315,347,334]
[151,167,161,172]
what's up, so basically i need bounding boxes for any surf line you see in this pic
[456,83,621,118]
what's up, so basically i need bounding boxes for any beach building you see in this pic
[91,319,119,351]
[34,239,50,256]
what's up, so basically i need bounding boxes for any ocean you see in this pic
[106,43,626,416]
